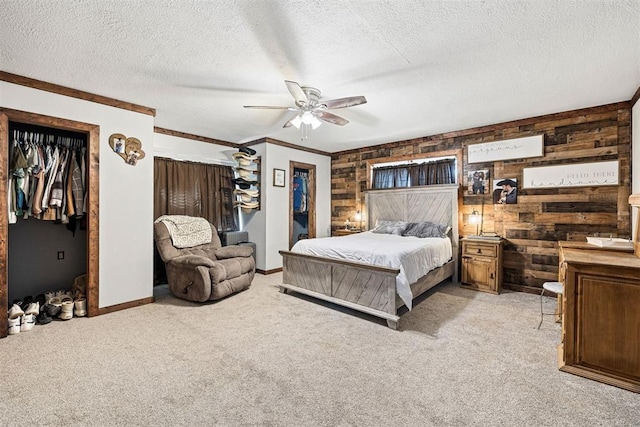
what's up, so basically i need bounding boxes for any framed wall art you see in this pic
[467,169,490,195]
[273,168,286,187]
[108,133,145,166]
[467,134,544,164]
[493,178,518,204]
[522,160,619,189]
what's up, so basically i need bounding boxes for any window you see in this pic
[154,157,238,231]
[371,157,456,189]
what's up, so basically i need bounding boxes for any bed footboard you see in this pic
[279,250,401,328]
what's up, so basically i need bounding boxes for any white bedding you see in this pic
[290,231,452,310]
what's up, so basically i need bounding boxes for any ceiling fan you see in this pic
[244,80,367,130]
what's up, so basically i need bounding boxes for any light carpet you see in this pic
[1,273,638,426]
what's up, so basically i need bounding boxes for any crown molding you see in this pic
[0,71,155,116]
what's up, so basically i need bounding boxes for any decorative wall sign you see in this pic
[109,133,146,166]
[467,134,544,164]
[522,160,619,189]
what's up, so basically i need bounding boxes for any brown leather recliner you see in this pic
[154,221,255,302]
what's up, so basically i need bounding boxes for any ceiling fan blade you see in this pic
[282,117,295,128]
[321,96,367,110]
[317,111,349,126]
[284,80,308,107]
[244,105,298,110]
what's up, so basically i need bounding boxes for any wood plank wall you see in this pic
[331,102,631,294]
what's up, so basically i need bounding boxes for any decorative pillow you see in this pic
[402,221,450,238]
[371,220,408,235]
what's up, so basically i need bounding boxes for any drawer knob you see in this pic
[477,249,482,254]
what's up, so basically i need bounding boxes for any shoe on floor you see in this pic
[36,310,52,325]
[7,317,21,335]
[59,301,74,320]
[8,304,24,320]
[44,300,61,317]
[22,296,33,307]
[74,298,87,317]
[25,302,40,316]
[35,294,46,307]
[20,314,36,332]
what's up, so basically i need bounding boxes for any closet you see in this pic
[289,161,316,248]
[0,108,100,338]
[8,121,87,299]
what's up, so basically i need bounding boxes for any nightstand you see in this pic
[460,237,503,294]
[335,229,362,236]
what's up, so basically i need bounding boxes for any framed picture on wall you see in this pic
[493,178,518,204]
[273,168,285,187]
[467,169,490,195]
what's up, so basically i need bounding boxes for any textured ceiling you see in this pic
[1,1,639,153]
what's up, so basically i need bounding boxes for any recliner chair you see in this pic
[154,220,255,302]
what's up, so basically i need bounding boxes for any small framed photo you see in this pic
[467,169,490,195]
[273,168,285,187]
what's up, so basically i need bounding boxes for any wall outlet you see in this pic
[57,251,64,260]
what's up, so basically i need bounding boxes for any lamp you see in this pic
[291,111,322,130]
[355,210,362,231]
[469,210,482,236]
[291,111,322,141]
[290,115,302,129]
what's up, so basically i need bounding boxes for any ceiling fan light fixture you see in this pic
[245,80,365,135]
[309,114,322,130]
[290,114,302,129]
[301,111,314,125]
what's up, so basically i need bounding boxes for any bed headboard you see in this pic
[364,184,460,253]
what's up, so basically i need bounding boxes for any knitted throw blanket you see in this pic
[155,215,212,248]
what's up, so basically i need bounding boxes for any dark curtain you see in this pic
[372,166,410,189]
[409,158,456,186]
[373,158,456,189]
[154,157,238,231]
[153,157,237,286]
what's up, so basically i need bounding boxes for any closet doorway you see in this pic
[289,161,316,249]
[0,108,100,338]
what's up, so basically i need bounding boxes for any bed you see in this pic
[279,184,459,329]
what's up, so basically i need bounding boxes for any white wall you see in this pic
[154,133,236,165]
[1,81,154,308]
[241,142,334,272]
[261,143,332,271]
[633,100,639,240]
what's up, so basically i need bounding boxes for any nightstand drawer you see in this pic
[463,242,497,258]
[335,229,362,236]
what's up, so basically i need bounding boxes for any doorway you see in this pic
[289,161,316,248]
[0,108,100,338]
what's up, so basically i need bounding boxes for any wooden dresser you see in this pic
[558,244,640,393]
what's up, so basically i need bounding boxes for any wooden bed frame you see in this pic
[279,184,459,329]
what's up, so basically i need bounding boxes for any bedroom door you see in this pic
[289,161,316,248]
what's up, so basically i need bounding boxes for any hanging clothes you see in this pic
[7,127,87,227]
[293,169,309,214]
[293,175,304,212]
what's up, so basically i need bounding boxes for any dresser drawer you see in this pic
[463,242,497,258]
